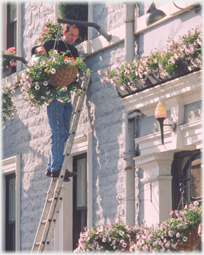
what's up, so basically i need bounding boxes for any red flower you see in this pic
[71,57,75,62]
[63,56,68,60]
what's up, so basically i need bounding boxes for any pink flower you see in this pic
[169,210,174,216]
[7,47,16,53]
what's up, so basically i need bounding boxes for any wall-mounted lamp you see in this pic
[146,2,166,26]
[154,101,176,144]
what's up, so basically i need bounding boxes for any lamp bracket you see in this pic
[163,118,176,132]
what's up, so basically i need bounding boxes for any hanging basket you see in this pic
[177,227,201,251]
[47,65,78,87]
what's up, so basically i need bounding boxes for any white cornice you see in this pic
[120,70,202,116]
[134,1,200,35]
[77,1,200,57]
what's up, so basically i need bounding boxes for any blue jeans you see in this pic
[46,96,72,172]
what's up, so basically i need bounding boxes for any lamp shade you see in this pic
[154,101,167,118]
[146,2,166,26]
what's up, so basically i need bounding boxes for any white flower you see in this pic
[35,85,40,90]
[51,68,56,74]
[43,81,48,86]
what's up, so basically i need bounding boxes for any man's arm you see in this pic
[42,40,55,55]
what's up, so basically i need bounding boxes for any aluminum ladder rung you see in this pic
[31,72,91,253]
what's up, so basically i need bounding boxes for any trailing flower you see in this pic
[1,47,17,69]
[2,81,16,128]
[19,49,89,109]
[74,217,140,252]
[130,201,202,252]
[98,26,202,92]
[35,18,63,45]
[74,201,202,252]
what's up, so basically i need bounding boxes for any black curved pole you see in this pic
[58,18,112,42]
[3,54,28,65]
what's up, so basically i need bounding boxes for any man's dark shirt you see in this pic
[43,39,79,58]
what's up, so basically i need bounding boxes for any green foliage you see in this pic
[35,18,63,45]
[2,81,16,128]
[19,49,89,109]
[58,3,88,21]
[98,26,202,92]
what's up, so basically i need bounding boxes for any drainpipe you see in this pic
[123,3,135,226]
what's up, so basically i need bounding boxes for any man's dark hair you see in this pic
[63,24,79,33]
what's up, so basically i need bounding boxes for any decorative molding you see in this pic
[180,120,202,148]
[71,134,88,156]
[134,1,200,35]
[134,151,174,170]
[134,130,173,155]
[120,70,202,115]
[77,2,200,57]
[140,175,172,185]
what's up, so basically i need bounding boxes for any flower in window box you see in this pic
[2,47,17,77]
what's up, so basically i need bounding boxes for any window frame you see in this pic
[73,153,87,251]
[2,155,21,251]
[171,149,202,210]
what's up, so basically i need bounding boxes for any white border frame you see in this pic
[2,155,21,251]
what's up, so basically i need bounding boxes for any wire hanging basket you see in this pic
[177,227,201,251]
[47,65,78,87]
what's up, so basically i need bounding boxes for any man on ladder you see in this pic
[31,23,91,252]
[32,23,80,182]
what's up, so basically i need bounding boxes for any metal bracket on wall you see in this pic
[173,1,202,13]
[58,18,112,42]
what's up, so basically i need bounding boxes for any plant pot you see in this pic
[177,227,201,251]
[47,65,78,87]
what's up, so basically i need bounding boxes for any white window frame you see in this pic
[2,155,21,251]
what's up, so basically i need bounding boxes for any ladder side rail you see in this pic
[31,179,57,252]
[37,187,65,252]
[42,188,66,252]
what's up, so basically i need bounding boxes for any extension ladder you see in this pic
[31,72,91,252]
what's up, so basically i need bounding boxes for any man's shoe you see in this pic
[45,170,51,177]
[51,169,77,178]
[65,170,77,178]
[63,176,71,182]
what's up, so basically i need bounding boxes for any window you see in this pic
[2,155,21,251]
[73,153,87,250]
[171,149,202,210]
[7,3,17,48]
